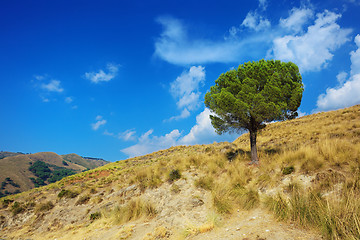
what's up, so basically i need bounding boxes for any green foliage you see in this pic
[168,169,181,182]
[30,177,46,188]
[48,169,76,183]
[1,198,13,207]
[282,166,295,175]
[205,59,303,163]
[11,201,24,215]
[90,212,101,221]
[62,160,69,166]
[29,160,76,187]
[57,189,79,199]
[29,161,52,180]
[205,60,303,133]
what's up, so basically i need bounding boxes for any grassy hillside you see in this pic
[62,153,109,170]
[0,152,108,197]
[0,105,359,240]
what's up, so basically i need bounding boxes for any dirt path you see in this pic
[190,208,322,240]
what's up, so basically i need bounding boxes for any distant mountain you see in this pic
[0,152,109,197]
[62,154,108,170]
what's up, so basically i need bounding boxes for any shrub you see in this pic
[1,198,13,208]
[58,189,79,199]
[282,166,295,175]
[37,201,54,212]
[11,202,24,216]
[90,212,101,221]
[168,169,181,182]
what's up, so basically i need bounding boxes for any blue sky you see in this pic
[1,0,360,161]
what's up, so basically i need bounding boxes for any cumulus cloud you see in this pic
[155,7,351,73]
[91,115,107,131]
[85,63,119,83]
[121,108,237,158]
[271,10,352,72]
[350,34,360,75]
[279,7,314,33]
[41,80,64,93]
[316,74,360,111]
[121,129,181,158]
[316,34,360,111]
[179,108,237,145]
[241,11,271,31]
[167,66,205,121]
[336,71,348,84]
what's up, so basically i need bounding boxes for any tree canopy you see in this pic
[205,59,303,164]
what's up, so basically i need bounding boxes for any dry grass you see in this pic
[111,198,157,224]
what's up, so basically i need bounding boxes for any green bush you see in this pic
[168,169,181,182]
[90,212,101,221]
[282,166,295,175]
[12,202,24,215]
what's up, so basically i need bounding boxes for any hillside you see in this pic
[0,152,109,198]
[62,153,108,170]
[0,105,359,240]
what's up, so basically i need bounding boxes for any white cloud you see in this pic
[350,34,360,75]
[336,71,348,84]
[154,16,250,65]
[165,108,190,122]
[103,130,114,136]
[279,7,314,33]
[118,129,137,141]
[155,8,351,72]
[316,74,360,111]
[259,0,268,11]
[271,10,352,72]
[121,129,181,158]
[41,80,64,93]
[121,108,237,158]
[179,108,237,145]
[65,96,73,103]
[241,11,271,31]
[170,66,205,111]
[316,34,360,111]
[91,116,107,131]
[85,63,119,83]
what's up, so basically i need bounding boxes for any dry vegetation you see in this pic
[0,105,359,239]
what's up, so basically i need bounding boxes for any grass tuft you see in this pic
[113,198,156,224]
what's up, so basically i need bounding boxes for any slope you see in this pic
[62,153,108,170]
[0,152,108,197]
[0,104,359,240]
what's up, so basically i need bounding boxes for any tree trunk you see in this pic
[249,129,259,165]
